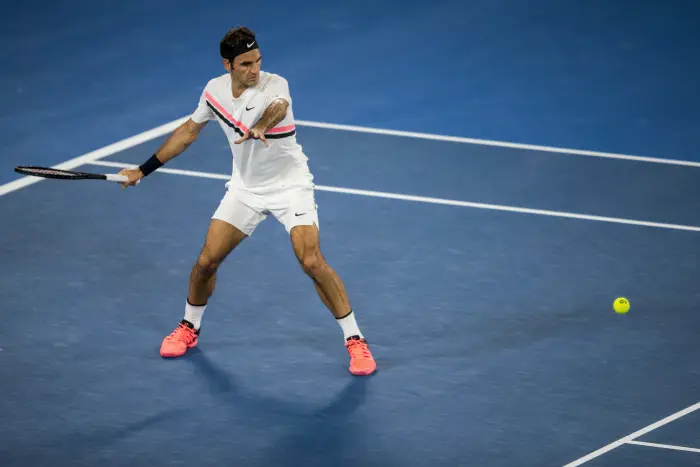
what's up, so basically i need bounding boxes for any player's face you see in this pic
[226,49,261,87]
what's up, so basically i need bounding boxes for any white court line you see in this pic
[87,160,700,233]
[626,440,700,454]
[0,117,189,197]
[3,116,700,198]
[295,119,700,168]
[563,402,700,466]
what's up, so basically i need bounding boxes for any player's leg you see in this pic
[186,219,247,322]
[290,224,376,376]
[160,188,265,358]
[271,187,351,317]
[290,224,351,318]
[270,184,376,375]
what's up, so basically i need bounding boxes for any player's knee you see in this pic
[196,253,220,276]
[301,252,325,277]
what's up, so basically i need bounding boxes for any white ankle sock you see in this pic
[184,300,206,330]
[336,310,363,340]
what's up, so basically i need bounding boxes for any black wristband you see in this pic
[138,154,163,176]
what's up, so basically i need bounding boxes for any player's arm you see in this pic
[253,98,289,133]
[234,98,288,146]
[118,118,207,187]
[119,81,215,188]
[151,118,207,165]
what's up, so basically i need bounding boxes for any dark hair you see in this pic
[220,26,257,60]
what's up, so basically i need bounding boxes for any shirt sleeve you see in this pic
[191,88,214,123]
[263,76,292,108]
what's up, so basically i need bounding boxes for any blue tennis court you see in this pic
[2,1,700,466]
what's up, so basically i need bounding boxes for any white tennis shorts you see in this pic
[212,185,319,235]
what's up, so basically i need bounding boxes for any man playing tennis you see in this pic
[118,26,376,376]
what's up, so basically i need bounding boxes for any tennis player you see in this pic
[118,27,376,376]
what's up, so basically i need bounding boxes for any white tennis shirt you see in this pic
[191,71,313,193]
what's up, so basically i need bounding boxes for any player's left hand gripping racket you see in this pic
[14,166,130,183]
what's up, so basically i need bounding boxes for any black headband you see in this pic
[220,38,259,60]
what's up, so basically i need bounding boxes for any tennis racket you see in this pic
[14,166,131,183]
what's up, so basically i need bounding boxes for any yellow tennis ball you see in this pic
[614,297,630,314]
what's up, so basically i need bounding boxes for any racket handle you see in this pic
[106,174,140,184]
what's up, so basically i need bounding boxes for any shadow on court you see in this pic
[186,348,372,467]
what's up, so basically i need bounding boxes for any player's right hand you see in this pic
[118,168,144,189]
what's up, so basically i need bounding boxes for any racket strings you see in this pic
[24,168,72,176]
[14,166,80,179]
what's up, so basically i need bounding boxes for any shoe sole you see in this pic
[160,340,198,358]
[350,365,377,376]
